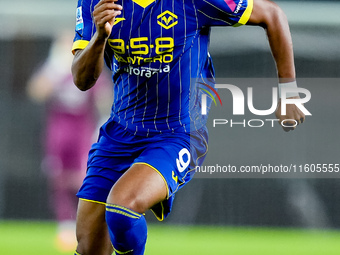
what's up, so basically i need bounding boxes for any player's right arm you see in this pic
[72,0,122,91]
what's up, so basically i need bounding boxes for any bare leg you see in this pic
[107,163,167,212]
[76,163,167,255]
[75,199,113,255]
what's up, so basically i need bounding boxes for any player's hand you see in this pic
[93,0,123,40]
[275,96,305,132]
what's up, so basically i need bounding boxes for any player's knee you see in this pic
[109,192,149,214]
[130,195,150,213]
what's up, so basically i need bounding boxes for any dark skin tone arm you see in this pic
[248,0,295,80]
[72,0,122,91]
[247,0,305,131]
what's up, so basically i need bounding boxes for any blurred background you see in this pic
[0,0,340,254]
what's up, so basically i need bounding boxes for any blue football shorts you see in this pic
[77,119,208,220]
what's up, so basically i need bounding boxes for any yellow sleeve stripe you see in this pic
[233,0,254,27]
[72,40,90,54]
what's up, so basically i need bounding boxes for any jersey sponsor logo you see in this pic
[108,37,174,56]
[131,0,155,8]
[123,65,170,77]
[115,54,173,65]
[109,36,174,65]
[157,11,178,29]
[76,7,84,31]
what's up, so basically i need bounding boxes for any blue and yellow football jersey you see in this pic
[73,0,253,136]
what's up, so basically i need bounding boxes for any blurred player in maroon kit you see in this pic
[27,31,111,252]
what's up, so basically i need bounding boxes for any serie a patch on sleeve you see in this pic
[76,6,84,31]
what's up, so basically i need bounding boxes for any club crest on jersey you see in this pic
[76,7,84,31]
[157,11,178,29]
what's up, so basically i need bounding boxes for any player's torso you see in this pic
[103,0,210,134]
[76,0,250,135]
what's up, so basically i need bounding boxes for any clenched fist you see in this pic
[93,0,123,40]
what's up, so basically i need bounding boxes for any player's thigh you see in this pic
[107,163,168,214]
[76,199,113,255]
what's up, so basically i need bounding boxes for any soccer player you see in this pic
[71,0,305,254]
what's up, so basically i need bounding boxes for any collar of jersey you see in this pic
[131,0,155,8]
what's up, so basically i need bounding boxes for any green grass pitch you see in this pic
[1,221,340,255]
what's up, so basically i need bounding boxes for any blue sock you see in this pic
[106,204,147,255]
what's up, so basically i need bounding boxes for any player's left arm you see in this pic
[246,0,305,131]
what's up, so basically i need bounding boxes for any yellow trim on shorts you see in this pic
[150,202,165,222]
[72,40,89,54]
[233,0,254,27]
[74,251,81,255]
[133,162,170,199]
[79,198,106,205]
